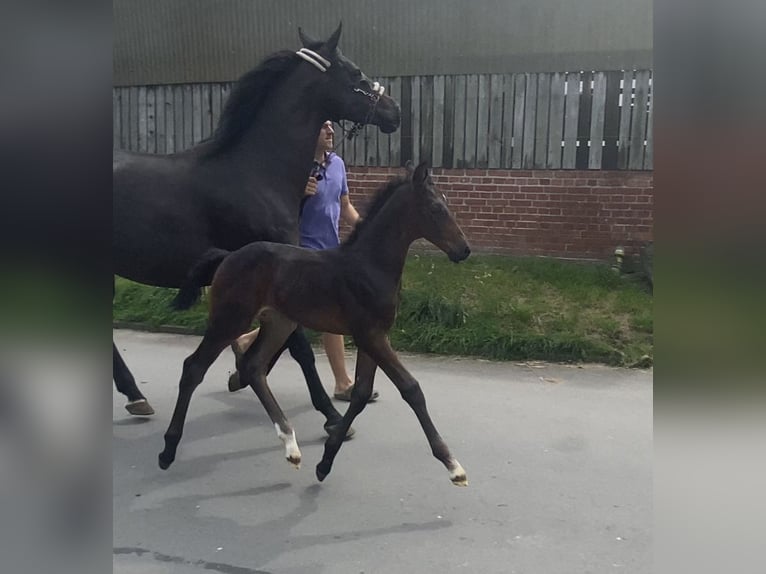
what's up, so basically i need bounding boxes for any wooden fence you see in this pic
[113,70,652,170]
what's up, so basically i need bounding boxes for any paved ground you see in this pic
[113,329,652,574]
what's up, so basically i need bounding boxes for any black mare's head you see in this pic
[297,23,401,134]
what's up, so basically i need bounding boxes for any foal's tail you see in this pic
[171,248,230,310]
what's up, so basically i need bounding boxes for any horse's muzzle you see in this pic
[377,98,401,133]
[449,243,471,263]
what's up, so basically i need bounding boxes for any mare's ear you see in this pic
[325,22,343,53]
[413,161,430,186]
[404,160,415,178]
[298,28,319,48]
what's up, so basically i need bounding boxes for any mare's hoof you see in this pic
[315,461,331,482]
[323,421,355,441]
[227,371,245,392]
[158,452,173,470]
[126,399,154,416]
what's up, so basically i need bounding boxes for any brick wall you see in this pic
[344,167,653,261]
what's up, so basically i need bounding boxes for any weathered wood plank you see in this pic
[432,75,445,168]
[463,75,479,168]
[173,85,184,153]
[476,75,490,168]
[601,71,622,169]
[163,85,175,153]
[442,75,455,168]
[155,86,165,154]
[137,86,147,152]
[575,71,592,169]
[120,87,130,150]
[183,84,193,150]
[588,71,607,169]
[411,75,421,165]
[644,74,653,169]
[617,71,633,169]
[146,86,156,153]
[501,74,515,169]
[534,73,551,169]
[512,73,526,169]
[211,83,222,136]
[399,76,413,165]
[487,74,503,168]
[522,73,537,169]
[192,84,203,144]
[388,77,402,166]
[113,89,121,149]
[420,75,434,166]
[629,70,651,169]
[453,75,466,168]
[547,72,566,169]
[201,84,212,140]
[562,73,581,168]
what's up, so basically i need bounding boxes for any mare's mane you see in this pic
[203,51,301,157]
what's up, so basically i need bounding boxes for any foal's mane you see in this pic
[203,51,301,158]
[344,174,410,246]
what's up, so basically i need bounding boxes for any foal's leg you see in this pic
[239,312,303,468]
[113,342,154,416]
[316,349,377,482]
[229,327,346,435]
[321,335,467,486]
[159,305,252,469]
[158,332,233,469]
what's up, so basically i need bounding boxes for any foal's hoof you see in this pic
[287,454,302,469]
[449,461,468,486]
[227,371,245,392]
[315,461,332,482]
[158,451,174,470]
[125,399,154,416]
[451,474,468,487]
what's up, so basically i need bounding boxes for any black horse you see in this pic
[160,162,471,485]
[113,24,401,421]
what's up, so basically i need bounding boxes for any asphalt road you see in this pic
[113,329,652,574]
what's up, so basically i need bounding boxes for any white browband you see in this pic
[296,48,331,72]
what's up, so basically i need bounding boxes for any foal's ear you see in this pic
[413,161,430,186]
[298,27,319,48]
[404,160,415,177]
[325,22,343,53]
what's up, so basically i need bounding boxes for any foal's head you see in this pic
[407,162,471,263]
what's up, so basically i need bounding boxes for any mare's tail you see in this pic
[171,248,230,310]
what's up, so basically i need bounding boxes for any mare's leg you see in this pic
[319,334,467,486]
[285,328,345,432]
[113,341,154,416]
[159,309,252,469]
[316,349,377,482]
[114,275,153,415]
[239,312,303,468]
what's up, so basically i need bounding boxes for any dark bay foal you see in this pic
[160,162,471,486]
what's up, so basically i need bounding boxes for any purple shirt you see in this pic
[299,152,348,250]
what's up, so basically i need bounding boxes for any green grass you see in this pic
[114,254,653,366]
